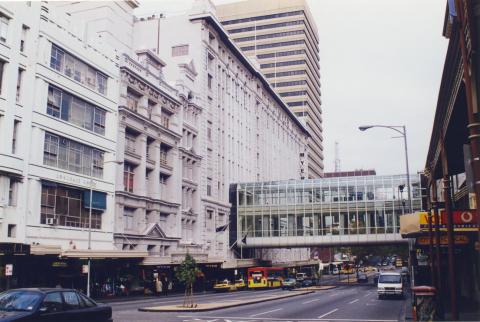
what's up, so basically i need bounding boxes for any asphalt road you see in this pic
[110,284,408,322]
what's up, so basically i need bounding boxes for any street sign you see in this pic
[417,235,469,246]
[81,265,89,274]
[5,264,13,276]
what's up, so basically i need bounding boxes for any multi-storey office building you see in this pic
[0,2,126,290]
[0,1,119,249]
[133,0,311,263]
[217,0,324,179]
[231,174,423,249]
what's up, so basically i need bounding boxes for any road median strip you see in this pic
[138,290,313,312]
[294,285,336,291]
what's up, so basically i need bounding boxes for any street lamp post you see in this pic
[359,125,413,213]
[87,159,122,297]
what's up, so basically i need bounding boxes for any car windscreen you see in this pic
[378,275,401,283]
[0,290,42,312]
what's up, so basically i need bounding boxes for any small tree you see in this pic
[176,253,201,307]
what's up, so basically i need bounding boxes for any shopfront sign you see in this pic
[439,210,479,231]
[52,261,68,268]
[5,264,13,276]
[417,235,469,246]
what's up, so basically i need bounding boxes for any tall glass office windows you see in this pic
[235,174,423,240]
[43,132,104,178]
[47,86,106,135]
[50,44,108,95]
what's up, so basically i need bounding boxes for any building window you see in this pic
[16,68,24,103]
[0,60,5,95]
[123,163,135,193]
[41,184,103,229]
[8,178,18,206]
[50,44,108,95]
[265,70,306,78]
[207,122,212,141]
[47,86,106,135]
[126,89,140,112]
[161,111,170,129]
[260,60,306,69]
[207,178,212,196]
[234,30,304,43]
[7,224,16,238]
[172,45,189,57]
[125,131,137,153]
[207,74,213,90]
[222,10,303,25]
[43,132,104,178]
[12,120,19,154]
[20,25,28,52]
[0,14,8,43]
[123,207,134,231]
[160,144,169,166]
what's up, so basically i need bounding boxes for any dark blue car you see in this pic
[0,288,112,322]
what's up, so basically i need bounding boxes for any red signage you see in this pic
[439,210,478,230]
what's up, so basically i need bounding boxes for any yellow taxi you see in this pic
[213,279,246,292]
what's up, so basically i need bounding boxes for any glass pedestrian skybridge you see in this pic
[230,174,423,247]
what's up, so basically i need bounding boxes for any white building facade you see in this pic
[0,1,311,290]
[133,0,311,263]
[0,1,120,254]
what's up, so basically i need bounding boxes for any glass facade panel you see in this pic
[234,174,423,243]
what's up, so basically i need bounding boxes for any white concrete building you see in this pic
[0,0,311,279]
[133,0,311,263]
[0,1,119,252]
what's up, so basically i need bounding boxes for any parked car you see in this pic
[357,272,368,283]
[282,278,297,290]
[0,288,112,322]
[301,279,314,288]
[234,279,246,290]
[213,280,233,292]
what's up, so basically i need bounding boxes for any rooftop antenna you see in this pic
[334,141,341,172]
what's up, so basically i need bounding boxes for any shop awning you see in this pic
[61,249,148,259]
[400,212,430,237]
[83,191,107,210]
[30,244,62,255]
[222,258,259,269]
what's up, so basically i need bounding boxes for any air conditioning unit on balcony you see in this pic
[46,218,55,225]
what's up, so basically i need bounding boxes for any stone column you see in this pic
[134,133,147,196]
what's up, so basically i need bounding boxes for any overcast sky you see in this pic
[136,0,448,175]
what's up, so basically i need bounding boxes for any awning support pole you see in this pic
[441,140,458,320]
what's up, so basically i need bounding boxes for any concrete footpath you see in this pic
[139,290,314,312]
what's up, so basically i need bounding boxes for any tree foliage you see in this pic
[175,253,201,307]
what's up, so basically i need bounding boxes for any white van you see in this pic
[377,272,403,299]
[296,272,307,281]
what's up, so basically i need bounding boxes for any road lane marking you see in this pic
[348,299,359,304]
[318,308,338,319]
[329,293,341,297]
[178,316,397,322]
[302,298,322,304]
[363,292,372,297]
[249,308,282,317]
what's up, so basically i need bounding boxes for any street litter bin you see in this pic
[411,286,436,322]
